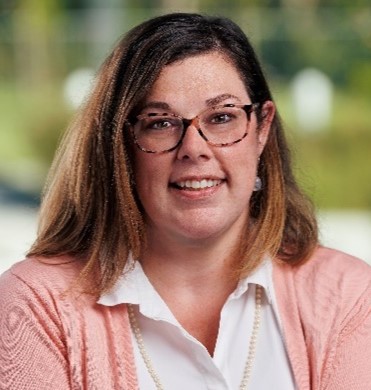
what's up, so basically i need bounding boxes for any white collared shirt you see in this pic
[99,258,296,389]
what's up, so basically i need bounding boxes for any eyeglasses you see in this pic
[126,103,260,154]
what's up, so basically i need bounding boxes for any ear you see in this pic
[257,100,275,156]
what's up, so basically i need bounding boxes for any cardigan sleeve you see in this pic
[273,248,371,390]
[324,282,371,390]
[0,269,70,390]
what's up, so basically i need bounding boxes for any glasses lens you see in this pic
[131,105,251,153]
[199,106,248,145]
[133,114,183,152]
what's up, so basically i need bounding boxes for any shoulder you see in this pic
[0,255,84,294]
[0,256,98,352]
[0,256,87,319]
[299,245,369,275]
[274,246,370,297]
[273,246,370,333]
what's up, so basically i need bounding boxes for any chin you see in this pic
[171,219,242,246]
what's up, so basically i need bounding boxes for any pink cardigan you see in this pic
[0,247,370,390]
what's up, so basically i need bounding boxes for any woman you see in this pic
[0,13,370,390]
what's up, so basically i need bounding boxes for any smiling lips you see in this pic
[172,179,223,190]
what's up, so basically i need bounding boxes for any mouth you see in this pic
[170,178,224,191]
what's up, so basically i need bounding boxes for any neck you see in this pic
[140,227,240,293]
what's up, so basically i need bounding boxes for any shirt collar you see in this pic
[231,256,274,304]
[98,254,175,321]
[98,253,147,306]
[98,254,274,310]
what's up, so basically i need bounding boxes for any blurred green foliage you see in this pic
[278,89,371,210]
[0,1,370,209]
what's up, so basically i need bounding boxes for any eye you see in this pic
[147,119,173,130]
[206,109,240,126]
[140,115,179,131]
[210,113,233,124]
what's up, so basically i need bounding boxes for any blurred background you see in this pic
[1,0,370,273]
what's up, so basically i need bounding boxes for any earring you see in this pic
[253,176,262,191]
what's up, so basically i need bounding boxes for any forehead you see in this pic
[143,52,250,110]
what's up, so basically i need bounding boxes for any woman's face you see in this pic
[133,51,274,248]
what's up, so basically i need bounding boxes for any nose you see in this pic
[176,122,212,161]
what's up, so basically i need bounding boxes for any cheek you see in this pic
[224,141,259,197]
[133,155,145,191]
[133,153,153,205]
[226,138,259,174]
[133,153,169,202]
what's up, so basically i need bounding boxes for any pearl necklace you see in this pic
[128,285,262,390]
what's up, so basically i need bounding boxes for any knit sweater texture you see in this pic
[0,246,370,390]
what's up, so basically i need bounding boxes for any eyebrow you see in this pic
[140,101,171,111]
[141,93,242,113]
[205,94,241,107]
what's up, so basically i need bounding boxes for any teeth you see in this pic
[177,179,222,189]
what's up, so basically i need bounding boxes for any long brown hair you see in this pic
[28,13,318,294]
